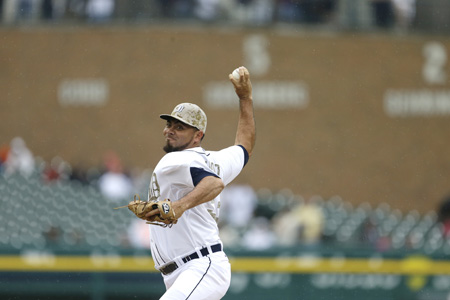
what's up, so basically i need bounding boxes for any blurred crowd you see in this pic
[0,136,326,251]
[0,136,152,201]
[0,0,418,32]
[1,136,450,253]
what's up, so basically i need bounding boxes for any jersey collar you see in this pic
[184,147,206,155]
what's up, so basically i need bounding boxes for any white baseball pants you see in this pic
[160,252,231,300]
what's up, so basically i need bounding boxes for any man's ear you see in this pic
[195,130,205,143]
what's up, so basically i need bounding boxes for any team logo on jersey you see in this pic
[162,203,171,214]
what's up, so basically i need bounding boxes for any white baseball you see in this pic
[232,68,240,80]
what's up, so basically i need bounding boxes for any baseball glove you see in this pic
[125,195,178,227]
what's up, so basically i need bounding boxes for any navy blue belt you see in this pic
[159,243,222,275]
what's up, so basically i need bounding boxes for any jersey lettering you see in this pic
[207,208,219,223]
[206,160,221,176]
[148,172,160,201]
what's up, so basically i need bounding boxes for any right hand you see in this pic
[229,66,252,101]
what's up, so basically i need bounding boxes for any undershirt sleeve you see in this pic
[190,167,220,186]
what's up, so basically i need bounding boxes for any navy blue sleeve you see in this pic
[237,145,249,167]
[190,167,220,186]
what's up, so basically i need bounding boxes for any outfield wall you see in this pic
[1,27,450,213]
[1,249,450,300]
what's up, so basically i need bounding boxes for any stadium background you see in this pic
[1,0,450,299]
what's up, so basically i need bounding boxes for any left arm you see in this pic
[145,175,224,221]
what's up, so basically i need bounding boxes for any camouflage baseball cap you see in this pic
[160,103,207,132]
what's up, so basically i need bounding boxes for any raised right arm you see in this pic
[229,66,256,157]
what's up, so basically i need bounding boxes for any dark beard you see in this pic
[163,140,192,153]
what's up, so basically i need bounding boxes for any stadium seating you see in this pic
[1,172,449,254]
[0,172,134,251]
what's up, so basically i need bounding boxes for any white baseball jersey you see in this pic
[148,145,248,269]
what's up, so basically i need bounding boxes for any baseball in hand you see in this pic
[232,68,240,80]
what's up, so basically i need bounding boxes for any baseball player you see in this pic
[141,66,255,300]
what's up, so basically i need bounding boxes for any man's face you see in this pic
[163,118,200,153]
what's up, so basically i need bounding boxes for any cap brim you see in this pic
[160,114,200,130]
[159,114,174,121]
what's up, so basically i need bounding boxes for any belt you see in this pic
[159,243,222,275]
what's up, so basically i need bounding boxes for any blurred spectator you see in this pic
[0,143,10,171]
[219,224,242,248]
[67,0,86,20]
[360,217,379,245]
[376,232,392,251]
[391,0,415,31]
[43,158,61,182]
[127,218,151,249]
[247,0,274,26]
[41,0,53,20]
[438,194,450,238]
[98,151,133,201]
[173,0,193,18]
[2,0,64,23]
[296,199,324,244]
[371,0,394,28]
[241,217,277,250]
[272,208,299,246]
[69,163,91,185]
[272,197,324,246]
[43,225,62,246]
[230,0,274,26]
[275,0,302,23]
[52,0,68,20]
[157,0,175,18]
[86,0,115,23]
[42,156,72,183]
[337,0,372,30]
[301,0,336,24]
[17,0,33,20]
[2,0,17,23]
[4,137,35,177]
[194,0,221,22]
[220,183,258,230]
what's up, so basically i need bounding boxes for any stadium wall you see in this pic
[1,26,450,213]
[1,249,450,300]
